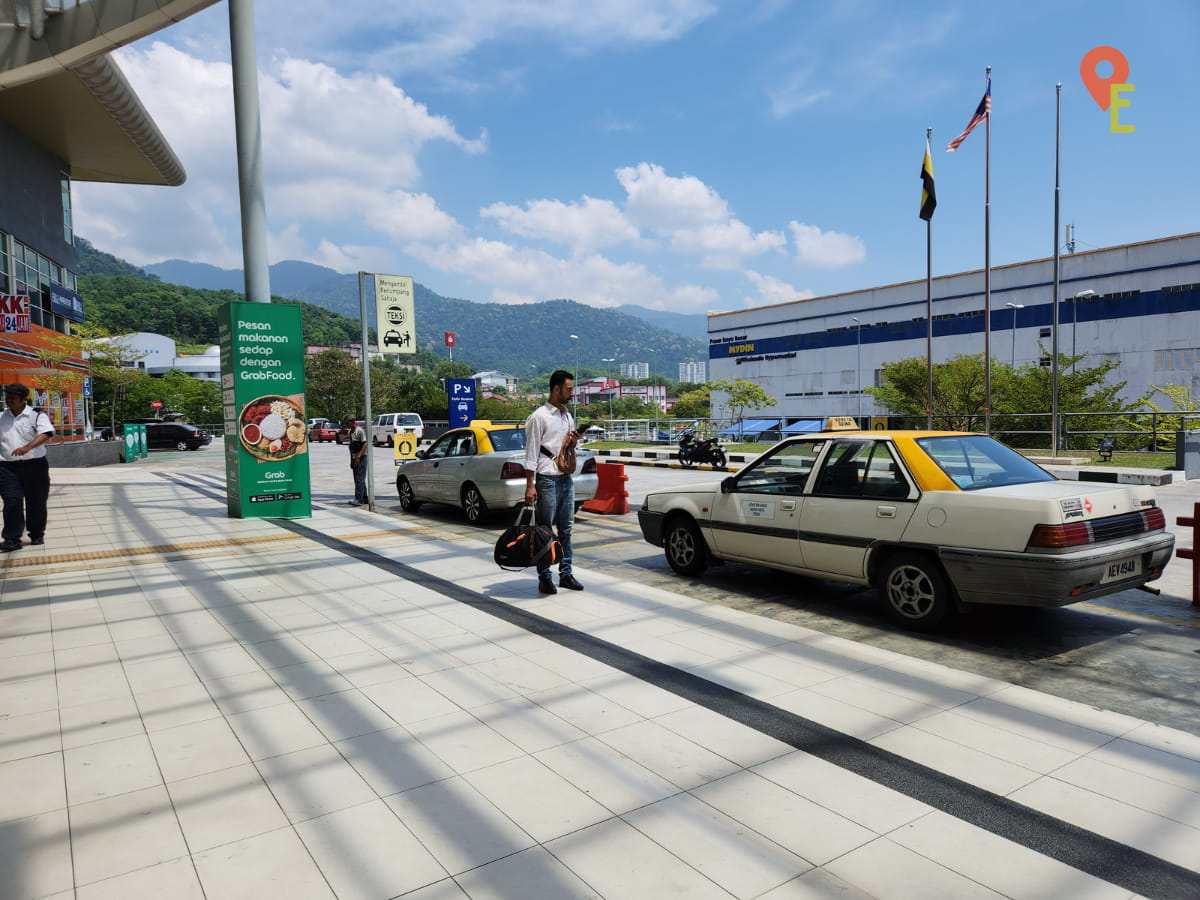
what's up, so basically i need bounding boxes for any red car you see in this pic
[336,420,366,444]
[308,419,339,442]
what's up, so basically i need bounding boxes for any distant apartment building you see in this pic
[678,360,706,383]
[620,362,649,379]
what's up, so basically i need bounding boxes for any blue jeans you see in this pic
[535,473,574,577]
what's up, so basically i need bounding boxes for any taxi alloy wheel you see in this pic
[665,517,707,576]
[461,484,487,523]
[397,476,422,512]
[879,552,952,631]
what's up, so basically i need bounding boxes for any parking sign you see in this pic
[447,378,476,426]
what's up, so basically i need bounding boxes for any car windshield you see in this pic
[915,435,1056,490]
[487,429,525,452]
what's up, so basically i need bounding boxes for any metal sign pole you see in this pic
[359,272,374,509]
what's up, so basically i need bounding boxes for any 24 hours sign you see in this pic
[219,302,311,519]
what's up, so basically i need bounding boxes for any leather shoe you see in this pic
[559,574,584,591]
[29,538,43,545]
[538,575,557,595]
[0,540,21,552]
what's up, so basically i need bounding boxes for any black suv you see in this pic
[145,422,212,451]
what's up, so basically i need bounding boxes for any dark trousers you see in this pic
[0,458,50,543]
[351,459,368,503]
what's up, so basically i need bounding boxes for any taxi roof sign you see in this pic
[822,416,860,432]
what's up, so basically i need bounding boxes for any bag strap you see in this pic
[514,504,537,527]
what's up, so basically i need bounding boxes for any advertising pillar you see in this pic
[219,302,311,518]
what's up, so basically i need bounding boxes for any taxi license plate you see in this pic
[1100,556,1142,584]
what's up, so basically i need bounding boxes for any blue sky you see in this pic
[73,0,1199,314]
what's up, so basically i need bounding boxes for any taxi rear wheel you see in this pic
[664,516,707,576]
[397,476,422,512]
[461,484,487,523]
[877,552,953,631]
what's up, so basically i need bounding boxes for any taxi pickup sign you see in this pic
[822,416,860,431]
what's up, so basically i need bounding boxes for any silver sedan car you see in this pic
[395,421,598,523]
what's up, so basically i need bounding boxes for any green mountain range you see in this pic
[76,241,710,379]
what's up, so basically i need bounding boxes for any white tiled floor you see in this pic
[1,466,1198,898]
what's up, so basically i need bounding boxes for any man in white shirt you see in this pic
[0,383,55,551]
[524,369,583,595]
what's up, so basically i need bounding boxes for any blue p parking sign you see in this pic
[447,378,476,426]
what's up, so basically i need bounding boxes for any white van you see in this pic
[372,412,424,446]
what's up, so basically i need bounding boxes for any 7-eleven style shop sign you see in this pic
[0,295,88,441]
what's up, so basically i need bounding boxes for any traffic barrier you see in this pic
[582,461,630,515]
[1176,502,1198,606]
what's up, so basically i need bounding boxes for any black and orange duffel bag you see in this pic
[494,505,562,570]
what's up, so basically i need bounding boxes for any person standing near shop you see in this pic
[344,416,368,505]
[524,369,583,595]
[0,383,55,550]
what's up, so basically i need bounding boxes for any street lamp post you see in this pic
[601,357,615,419]
[851,317,861,423]
[649,348,658,436]
[569,334,579,419]
[1005,302,1024,367]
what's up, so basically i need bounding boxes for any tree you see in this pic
[710,378,776,429]
[304,350,363,420]
[868,351,1143,449]
[671,385,711,419]
[1123,383,1198,451]
[127,370,221,423]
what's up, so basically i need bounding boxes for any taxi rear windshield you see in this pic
[914,435,1055,490]
[487,429,526,452]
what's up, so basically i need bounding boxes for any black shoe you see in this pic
[0,540,21,552]
[559,574,584,591]
[29,538,43,546]
[538,575,557,595]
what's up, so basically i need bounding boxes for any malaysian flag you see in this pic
[946,77,991,152]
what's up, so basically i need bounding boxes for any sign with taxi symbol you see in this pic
[375,274,415,354]
[447,378,476,427]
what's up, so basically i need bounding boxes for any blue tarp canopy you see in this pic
[781,419,825,434]
[718,418,782,438]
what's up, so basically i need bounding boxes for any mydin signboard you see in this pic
[219,302,311,519]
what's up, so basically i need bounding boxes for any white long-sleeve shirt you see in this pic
[524,402,574,477]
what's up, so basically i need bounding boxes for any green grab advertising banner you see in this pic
[122,424,138,463]
[219,302,311,519]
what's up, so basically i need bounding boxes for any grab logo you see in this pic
[1081,46,1134,133]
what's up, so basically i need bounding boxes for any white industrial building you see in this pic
[707,233,1200,421]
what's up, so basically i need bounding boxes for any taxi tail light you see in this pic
[581,457,597,474]
[1027,522,1093,548]
[500,461,527,480]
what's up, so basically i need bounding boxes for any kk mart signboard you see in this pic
[219,302,311,518]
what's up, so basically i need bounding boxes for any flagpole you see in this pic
[983,65,992,435]
[925,127,934,430]
[1051,83,1062,457]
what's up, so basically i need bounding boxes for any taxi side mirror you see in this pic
[720,476,737,494]
[414,449,427,459]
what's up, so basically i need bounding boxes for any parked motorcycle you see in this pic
[677,429,727,468]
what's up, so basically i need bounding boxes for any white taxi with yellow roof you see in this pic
[638,419,1174,630]
[396,420,597,523]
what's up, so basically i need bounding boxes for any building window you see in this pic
[1154,349,1197,371]
[0,232,9,293]
[1039,357,1052,367]
[61,176,73,245]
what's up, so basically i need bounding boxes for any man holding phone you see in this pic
[524,369,583,595]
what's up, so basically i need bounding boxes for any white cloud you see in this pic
[74,42,482,266]
[616,162,730,231]
[789,222,866,267]
[742,270,816,306]
[668,221,786,270]
[481,196,639,256]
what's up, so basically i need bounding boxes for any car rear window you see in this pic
[487,429,526,452]
[399,414,421,426]
[915,435,1055,490]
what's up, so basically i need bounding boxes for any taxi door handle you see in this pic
[876,506,896,518]
[780,500,796,510]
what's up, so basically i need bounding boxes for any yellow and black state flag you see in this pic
[920,136,937,221]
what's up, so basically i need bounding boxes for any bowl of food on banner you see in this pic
[239,395,307,461]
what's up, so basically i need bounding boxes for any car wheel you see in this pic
[877,552,954,631]
[664,515,707,576]
[397,476,422,512]
[175,440,189,451]
[336,435,343,444]
[461,483,487,523]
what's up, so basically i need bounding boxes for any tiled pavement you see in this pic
[1,466,1199,899]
